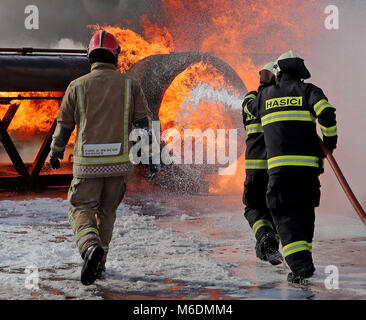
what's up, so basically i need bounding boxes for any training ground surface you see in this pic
[0,187,365,300]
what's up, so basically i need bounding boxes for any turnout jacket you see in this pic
[242,89,267,174]
[245,73,338,175]
[51,62,152,178]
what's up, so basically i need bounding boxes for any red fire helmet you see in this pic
[87,30,121,58]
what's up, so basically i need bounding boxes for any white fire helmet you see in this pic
[274,50,311,79]
[260,61,276,75]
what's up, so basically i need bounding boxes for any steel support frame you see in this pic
[0,97,72,191]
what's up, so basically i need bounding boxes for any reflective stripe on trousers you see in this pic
[76,227,99,242]
[283,240,312,258]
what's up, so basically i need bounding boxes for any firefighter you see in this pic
[245,50,338,284]
[49,31,159,285]
[242,62,283,266]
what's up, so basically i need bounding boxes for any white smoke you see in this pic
[306,1,366,217]
[51,38,85,49]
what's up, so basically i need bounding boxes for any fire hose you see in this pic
[319,138,366,226]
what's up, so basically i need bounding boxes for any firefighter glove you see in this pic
[50,151,64,170]
[148,163,161,180]
[323,137,337,153]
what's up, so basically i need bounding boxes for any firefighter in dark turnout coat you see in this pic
[245,51,338,283]
[242,62,283,266]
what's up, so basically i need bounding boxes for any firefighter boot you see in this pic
[96,266,106,280]
[255,240,267,261]
[256,232,283,265]
[96,255,107,280]
[81,244,104,286]
[287,265,315,285]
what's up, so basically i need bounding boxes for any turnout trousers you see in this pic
[266,172,320,274]
[243,172,277,240]
[68,176,127,268]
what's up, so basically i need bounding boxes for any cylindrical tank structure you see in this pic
[0,52,90,92]
[126,52,247,118]
[0,49,247,191]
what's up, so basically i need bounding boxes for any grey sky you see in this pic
[0,0,164,47]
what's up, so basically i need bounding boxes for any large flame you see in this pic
[0,92,63,139]
[159,61,234,133]
[90,17,174,73]
[0,1,325,193]
[158,0,325,193]
[161,0,325,90]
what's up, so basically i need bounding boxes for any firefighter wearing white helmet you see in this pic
[241,62,283,266]
[244,50,338,284]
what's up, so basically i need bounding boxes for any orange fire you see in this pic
[90,17,174,73]
[158,0,324,193]
[0,92,63,139]
[158,60,244,189]
[0,1,324,194]
[91,23,245,192]
[161,0,325,91]
[206,151,245,195]
[159,61,234,133]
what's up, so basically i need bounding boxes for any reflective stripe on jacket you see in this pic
[53,62,152,178]
[242,91,267,174]
[244,73,337,174]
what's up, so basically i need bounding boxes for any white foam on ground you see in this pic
[0,198,250,300]
[0,196,364,300]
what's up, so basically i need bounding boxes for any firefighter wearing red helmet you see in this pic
[49,30,159,285]
[87,30,121,64]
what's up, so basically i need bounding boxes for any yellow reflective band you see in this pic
[261,110,315,126]
[76,227,99,241]
[245,123,263,134]
[77,82,86,157]
[313,99,335,116]
[124,79,132,154]
[245,159,268,170]
[320,124,338,137]
[74,153,130,165]
[283,240,311,258]
[265,96,303,110]
[102,246,109,253]
[252,219,273,236]
[268,155,319,170]
[244,94,257,102]
[243,104,256,120]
